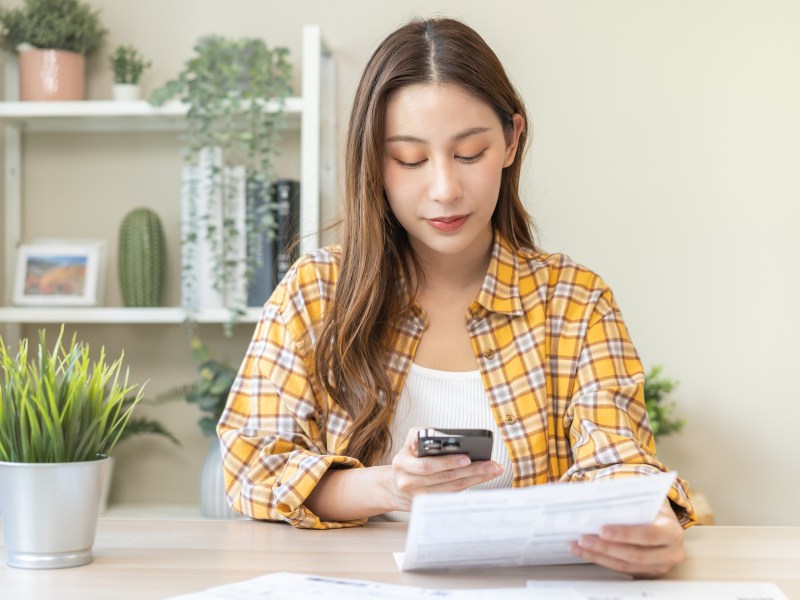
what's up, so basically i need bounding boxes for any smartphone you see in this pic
[416,428,493,461]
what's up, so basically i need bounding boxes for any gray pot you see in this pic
[0,457,109,569]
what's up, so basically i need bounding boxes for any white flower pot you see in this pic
[112,84,141,102]
[200,439,241,519]
[0,457,110,569]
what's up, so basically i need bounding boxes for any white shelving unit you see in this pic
[0,25,335,334]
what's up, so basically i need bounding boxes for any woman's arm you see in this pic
[564,291,692,575]
[564,295,695,525]
[306,428,504,521]
[218,261,367,529]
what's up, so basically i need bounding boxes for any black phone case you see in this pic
[416,428,493,461]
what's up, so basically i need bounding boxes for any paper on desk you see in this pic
[400,471,676,571]
[527,580,790,600]
[165,571,579,599]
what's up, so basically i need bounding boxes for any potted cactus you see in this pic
[0,0,107,101]
[117,207,166,307]
[0,327,143,568]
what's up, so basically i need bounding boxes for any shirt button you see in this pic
[503,414,516,424]
[482,349,495,360]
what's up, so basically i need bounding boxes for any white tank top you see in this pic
[377,362,514,522]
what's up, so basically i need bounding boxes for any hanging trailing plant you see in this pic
[149,36,293,328]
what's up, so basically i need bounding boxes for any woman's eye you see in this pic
[396,158,427,168]
[456,149,486,163]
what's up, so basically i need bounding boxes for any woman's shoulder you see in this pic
[512,245,605,289]
[267,244,342,313]
[512,246,616,315]
[291,244,342,281]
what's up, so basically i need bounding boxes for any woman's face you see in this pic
[383,83,522,264]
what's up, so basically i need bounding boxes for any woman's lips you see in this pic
[427,215,468,232]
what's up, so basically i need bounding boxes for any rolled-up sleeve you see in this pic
[563,292,696,527]
[217,256,365,529]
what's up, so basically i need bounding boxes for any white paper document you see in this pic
[527,580,790,600]
[400,471,676,571]
[166,572,788,600]
[165,572,573,599]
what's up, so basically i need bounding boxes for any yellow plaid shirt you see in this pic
[218,233,695,529]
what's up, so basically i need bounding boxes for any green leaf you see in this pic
[0,326,144,463]
[117,416,181,447]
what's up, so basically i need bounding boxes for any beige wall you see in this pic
[1,0,798,525]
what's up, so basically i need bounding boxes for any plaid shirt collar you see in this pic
[473,231,528,317]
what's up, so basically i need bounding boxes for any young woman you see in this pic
[218,17,695,576]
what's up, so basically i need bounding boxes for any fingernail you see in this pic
[579,536,594,549]
[457,456,471,467]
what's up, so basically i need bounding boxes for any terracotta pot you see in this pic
[19,49,85,101]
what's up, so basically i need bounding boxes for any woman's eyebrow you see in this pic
[386,126,491,143]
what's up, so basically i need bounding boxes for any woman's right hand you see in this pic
[382,428,504,512]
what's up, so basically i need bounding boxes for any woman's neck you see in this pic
[411,227,493,296]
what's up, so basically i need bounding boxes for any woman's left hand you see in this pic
[570,499,685,577]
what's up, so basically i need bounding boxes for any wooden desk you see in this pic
[1,520,798,599]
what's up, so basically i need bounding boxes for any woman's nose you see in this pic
[429,161,462,204]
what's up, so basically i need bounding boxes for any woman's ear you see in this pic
[503,114,525,168]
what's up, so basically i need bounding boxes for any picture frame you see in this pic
[13,241,105,306]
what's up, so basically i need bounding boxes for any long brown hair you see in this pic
[315,18,536,466]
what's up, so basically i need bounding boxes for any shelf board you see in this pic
[0,306,263,325]
[0,98,303,132]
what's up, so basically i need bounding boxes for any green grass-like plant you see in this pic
[0,328,143,463]
[115,391,181,448]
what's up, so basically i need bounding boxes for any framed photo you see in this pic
[13,241,105,306]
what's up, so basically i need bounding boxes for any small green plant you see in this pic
[186,337,236,437]
[0,327,143,463]
[116,396,180,448]
[150,36,293,326]
[157,337,236,437]
[109,44,151,85]
[644,365,686,438]
[0,0,107,55]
